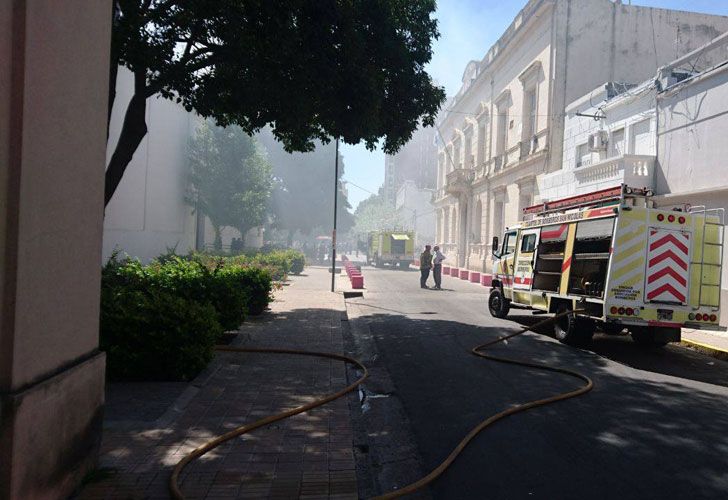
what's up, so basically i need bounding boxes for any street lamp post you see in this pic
[331,138,339,293]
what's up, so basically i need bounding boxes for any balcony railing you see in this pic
[573,154,655,191]
[445,168,474,195]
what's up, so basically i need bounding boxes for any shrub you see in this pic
[99,250,279,381]
[100,259,222,381]
[149,256,248,331]
[283,249,305,275]
[236,266,274,315]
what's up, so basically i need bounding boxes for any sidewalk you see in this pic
[79,267,357,499]
[681,327,728,359]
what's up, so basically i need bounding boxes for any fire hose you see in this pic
[169,310,593,499]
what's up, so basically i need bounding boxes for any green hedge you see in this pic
[100,254,274,381]
[193,248,305,280]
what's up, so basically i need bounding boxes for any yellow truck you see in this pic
[367,230,416,268]
[488,185,725,346]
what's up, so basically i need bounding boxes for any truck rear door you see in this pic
[645,227,691,305]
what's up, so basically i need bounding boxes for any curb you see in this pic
[679,339,728,361]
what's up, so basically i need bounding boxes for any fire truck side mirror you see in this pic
[491,236,499,257]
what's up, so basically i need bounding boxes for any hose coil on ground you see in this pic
[170,310,592,499]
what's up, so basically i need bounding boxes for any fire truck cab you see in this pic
[488,185,726,346]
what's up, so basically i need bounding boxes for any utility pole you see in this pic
[331,138,339,292]
[412,209,417,249]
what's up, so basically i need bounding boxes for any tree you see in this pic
[352,192,403,235]
[258,130,354,242]
[107,0,445,206]
[187,122,272,250]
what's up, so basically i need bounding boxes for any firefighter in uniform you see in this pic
[420,245,433,289]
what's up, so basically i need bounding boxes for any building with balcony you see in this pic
[434,0,728,273]
[539,80,657,202]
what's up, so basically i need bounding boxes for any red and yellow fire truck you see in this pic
[488,185,725,346]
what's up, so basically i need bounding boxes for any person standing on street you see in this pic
[420,245,433,289]
[432,245,446,290]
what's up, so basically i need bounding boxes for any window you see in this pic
[502,231,517,255]
[443,210,450,242]
[494,199,505,240]
[496,106,509,156]
[478,122,488,165]
[518,191,533,215]
[576,143,590,168]
[523,88,537,140]
[464,132,473,169]
[451,207,458,243]
[609,128,625,157]
[630,119,651,155]
[521,233,537,253]
[474,200,483,242]
[453,140,461,168]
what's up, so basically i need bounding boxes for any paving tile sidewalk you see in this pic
[78,266,358,499]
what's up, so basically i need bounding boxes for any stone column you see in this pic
[0,1,111,498]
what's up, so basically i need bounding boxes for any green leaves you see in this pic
[100,253,276,381]
[352,192,404,234]
[187,121,273,240]
[113,0,444,154]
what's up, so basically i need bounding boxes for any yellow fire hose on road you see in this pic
[169,310,593,499]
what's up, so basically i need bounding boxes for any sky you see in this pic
[340,0,728,211]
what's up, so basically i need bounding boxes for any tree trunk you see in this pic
[104,71,148,206]
[213,226,222,252]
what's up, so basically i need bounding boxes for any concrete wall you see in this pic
[103,68,199,263]
[0,1,111,497]
[657,63,728,324]
[563,0,728,107]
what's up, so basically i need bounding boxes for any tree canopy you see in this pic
[107,0,445,205]
[351,192,403,235]
[186,122,272,250]
[258,130,354,238]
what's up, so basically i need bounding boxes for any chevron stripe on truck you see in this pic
[488,185,726,347]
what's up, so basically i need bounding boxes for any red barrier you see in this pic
[450,268,458,277]
[351,275,364,289]
[443,266,451,275]
[481,274,492,287]
[459,270,469,280]
[469,272,481,283]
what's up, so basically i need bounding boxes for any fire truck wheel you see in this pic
[554,306,594,345]
[488,289,510,318]
[630,326,669,348]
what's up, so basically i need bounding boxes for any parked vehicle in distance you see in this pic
[367,230,416,268]
[488,184,726,347]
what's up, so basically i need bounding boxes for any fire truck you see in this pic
[488,185,725,346]
[367,230,416,268]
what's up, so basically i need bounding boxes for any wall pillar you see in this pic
[0,1,111,498]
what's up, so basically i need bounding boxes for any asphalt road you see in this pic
[344,265,728,500]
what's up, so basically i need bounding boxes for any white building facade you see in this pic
[434,0,728,274]
[104,69,264,262]
[104,68,201,262]
[654,33,728,323]
[539,80,657,202]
